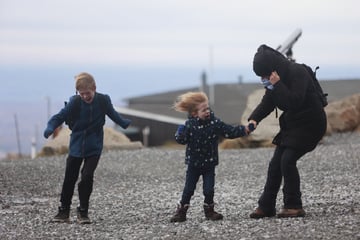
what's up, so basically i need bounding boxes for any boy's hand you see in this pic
[122,119,131,129]
[43,128,53,138]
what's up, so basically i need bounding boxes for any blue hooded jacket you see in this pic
[44,92,131,157]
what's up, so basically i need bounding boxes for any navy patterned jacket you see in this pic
[175,111,247,169]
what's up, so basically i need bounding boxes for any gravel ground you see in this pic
[1,132,359,240]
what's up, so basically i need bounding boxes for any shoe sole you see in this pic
[250,215,275,219]
[51,218,70,223]
[170,219,186,223]
[277,211,306,218]
[277,213,305,218]
[77,220,91,224]
[205,217,224,221]
[77,218,91,224]
[250,214,276,219]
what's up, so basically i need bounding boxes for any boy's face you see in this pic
[78,86,96,104]
[193,101,210,120]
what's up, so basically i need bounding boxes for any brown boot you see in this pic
[277,208,306,218]
[170,203,189,222]
[204,203,223,221]
[249,207,276,219]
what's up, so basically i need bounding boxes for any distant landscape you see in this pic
[0,64,359,159]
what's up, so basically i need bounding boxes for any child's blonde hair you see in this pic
[75,72,96,91]
[173,91,208,114]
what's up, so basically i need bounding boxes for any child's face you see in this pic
[78,87,96,104]
[193,101,210,120]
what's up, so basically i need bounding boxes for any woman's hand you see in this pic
[269,71,280,85]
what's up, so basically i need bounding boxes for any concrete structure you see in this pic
[115,79,360,147]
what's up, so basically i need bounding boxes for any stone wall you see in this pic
[39,127,142,156]
[220,91,360,149]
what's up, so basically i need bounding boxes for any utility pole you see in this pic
[208,45,213,83]
[208,46,215,106]
[14,113,22,157]
[31,124,39,159]
[45,96,51,120]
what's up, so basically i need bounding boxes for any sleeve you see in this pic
[270,67,310,110]
[248,91,276,124]
[44,96,76,133]
[215,117,247,139]
[103,94,131,129]
[175,122,189,145]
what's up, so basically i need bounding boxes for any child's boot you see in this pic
[204,203,223,221]
[170,203,189,222]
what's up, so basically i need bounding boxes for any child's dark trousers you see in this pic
[180,165,216,205]
[60,155,100,210]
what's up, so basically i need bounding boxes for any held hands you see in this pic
[245,120,257,135]
[248,123,256,132]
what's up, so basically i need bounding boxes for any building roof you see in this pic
[124,79,360,125]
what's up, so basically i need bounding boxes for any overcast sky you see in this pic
[1,0,359,73]
[0,0,359,156]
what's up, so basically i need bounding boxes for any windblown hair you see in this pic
[173,91,208,114]
[75,72,96,91]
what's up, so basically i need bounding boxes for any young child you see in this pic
[170,91,254,222]
[44,72,131,224]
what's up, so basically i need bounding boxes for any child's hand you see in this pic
[122,119,131,129]
[176,125,185,135]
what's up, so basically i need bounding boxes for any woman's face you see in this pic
[193,101,210,120]
[261,75,270,81]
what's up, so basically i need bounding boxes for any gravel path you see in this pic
[1,132,359,240]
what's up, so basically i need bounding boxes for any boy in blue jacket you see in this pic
[170,91,254,222]
[44,72,131,224]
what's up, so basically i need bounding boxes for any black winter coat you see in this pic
[249,45,327,152]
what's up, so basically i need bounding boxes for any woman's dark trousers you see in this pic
[258,146,307,214]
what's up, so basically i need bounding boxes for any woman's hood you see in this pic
[253,44,289,77]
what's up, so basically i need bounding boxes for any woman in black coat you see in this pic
[248,45,327,218]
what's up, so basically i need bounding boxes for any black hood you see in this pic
[253,44,289,77]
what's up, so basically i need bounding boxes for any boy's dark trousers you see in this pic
[258,146,307,213]
[60,155,100,210]
[180,165,215,205]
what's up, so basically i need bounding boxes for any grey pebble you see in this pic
[0,132,359,240]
